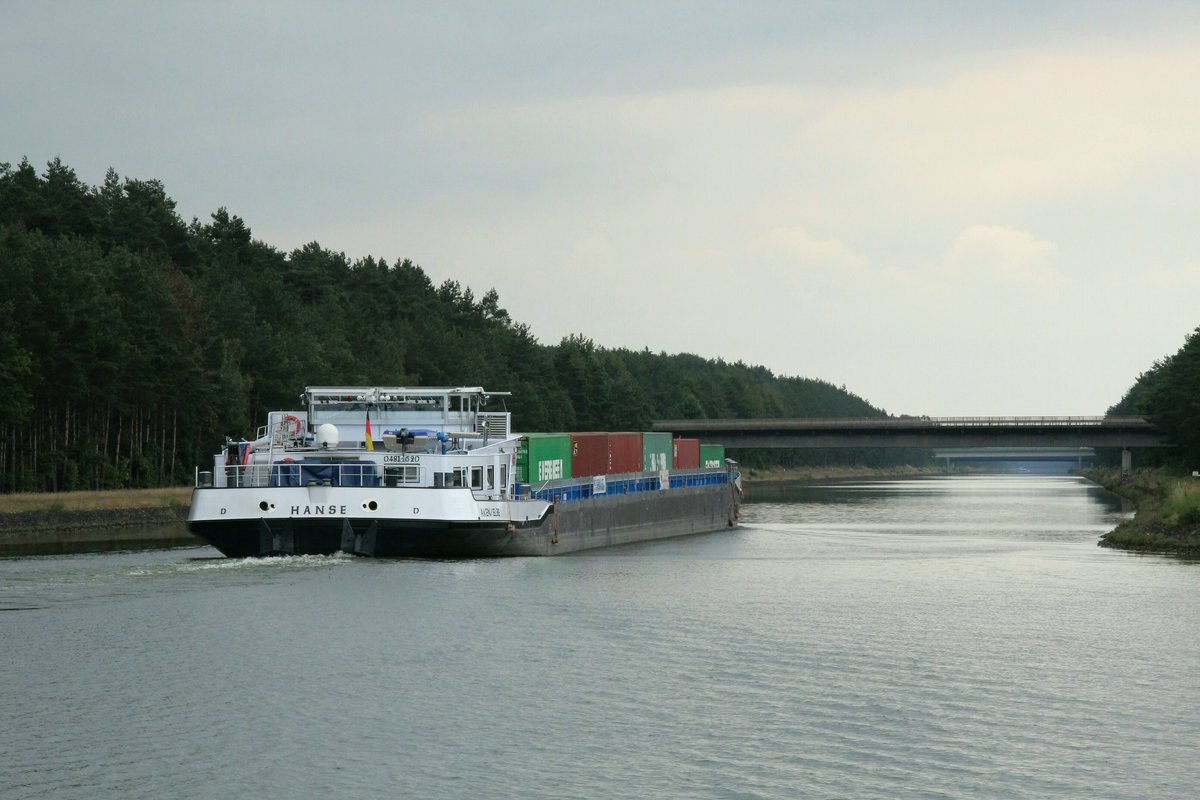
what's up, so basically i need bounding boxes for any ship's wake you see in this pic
[130,552,354,576]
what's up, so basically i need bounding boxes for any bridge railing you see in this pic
[655,416,1153,430]
[926,416,1142,427]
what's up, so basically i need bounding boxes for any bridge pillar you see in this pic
[1121,448,1132,479]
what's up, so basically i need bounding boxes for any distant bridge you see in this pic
[931,447,1097,463]
[651,416,1171,472]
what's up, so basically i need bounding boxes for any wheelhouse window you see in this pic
[384,466,422,487]
[434,470,465,488]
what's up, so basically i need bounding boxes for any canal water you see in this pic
[2,475,1197,799]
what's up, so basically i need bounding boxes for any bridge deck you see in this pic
[651,416,1171,449]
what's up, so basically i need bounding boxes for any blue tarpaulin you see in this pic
[270,462,301,487]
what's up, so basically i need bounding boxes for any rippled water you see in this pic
[3,476,1197,799]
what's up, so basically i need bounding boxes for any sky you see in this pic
[4,1,1199,416]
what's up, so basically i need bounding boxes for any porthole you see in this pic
[259,501,269,511]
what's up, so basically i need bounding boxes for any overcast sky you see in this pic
[4,2,1199,416]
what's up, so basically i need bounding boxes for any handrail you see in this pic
[654,415,1156,430]
[208,461,382,489]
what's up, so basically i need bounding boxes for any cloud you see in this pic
[814,43,1200,202]
[409,33,1200,276]
[754,227,863,270]
[943,225,1060,286]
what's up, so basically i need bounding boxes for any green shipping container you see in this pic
[699,444,725,469]
[642,432,673,473]
[516,434,572,483]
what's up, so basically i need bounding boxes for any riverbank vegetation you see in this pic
[0,486,192,515]
[1086,468,1200,555]
[1092,323,1200,553]
[1,158,914,494]
[0,486,193,550]
[1106,325,1200,469]
[739,464,945,484]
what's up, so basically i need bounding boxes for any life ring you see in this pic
[280,415,303,436]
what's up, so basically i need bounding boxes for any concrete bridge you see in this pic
[651,416,1171,473]
[930,448,1098,472]
[931,447,1097,462]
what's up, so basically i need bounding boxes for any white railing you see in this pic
[210,462,382,489]
[927,416,1116,427]
[654,416,1153,430]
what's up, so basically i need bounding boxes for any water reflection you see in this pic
[2,472,1197,800]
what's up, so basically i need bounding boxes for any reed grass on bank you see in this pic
[1085,468,1200,554]
[0,486,193,515]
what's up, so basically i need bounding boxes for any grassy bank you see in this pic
[0,486,192,515]
[1085,468,1200,555]
[740,464,945,485]
[0,487,196,554]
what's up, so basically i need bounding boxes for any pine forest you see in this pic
[1,158,894,493]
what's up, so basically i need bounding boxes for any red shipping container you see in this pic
[672,438,700,469]
[570,432,609,477]
[607,432,643,474]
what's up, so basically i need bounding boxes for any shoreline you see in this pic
[1,465,1098,556]
[1083,468,1200,556]
[740,464,950,489]
[2,469,936,553]
[0,505,199,557]
[0,487,200,556]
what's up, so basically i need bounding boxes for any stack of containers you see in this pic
[642,432,673,473]
[699,444,725,469]
[672,438,700,469]
[528,432,715,482]
[517,434,572,483]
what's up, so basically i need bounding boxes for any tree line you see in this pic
[1,157,899,493]
[1107,326,1200,468]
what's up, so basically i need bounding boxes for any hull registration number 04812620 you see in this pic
[383,454,421,464]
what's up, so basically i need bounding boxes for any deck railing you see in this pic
[655,415,1154,430]
[205,461,381,489]
[513,467,732,503]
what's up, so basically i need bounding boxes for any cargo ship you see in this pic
[187,386,741,557]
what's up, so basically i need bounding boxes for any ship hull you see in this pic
[188,482,738,558]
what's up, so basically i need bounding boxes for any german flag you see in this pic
[365,407,374,451]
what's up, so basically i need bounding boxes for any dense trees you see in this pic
[1,158,895,492]
[1110,327,1200,467]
